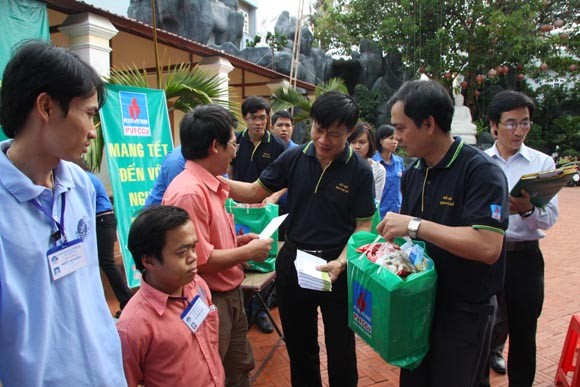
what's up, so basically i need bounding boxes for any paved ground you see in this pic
[101,186,580,386]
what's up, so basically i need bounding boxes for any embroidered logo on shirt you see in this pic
[490,204,502,221]
[336,183,350,193]
[439,195,455,207]
[262,152,272,159]
[76,217,89,241]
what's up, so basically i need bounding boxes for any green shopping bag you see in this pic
[346,231,437,370]
[225,199,278,272]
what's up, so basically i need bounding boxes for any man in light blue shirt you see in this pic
[144,145,185,206]
[483,90,558,387]
[0,41,126,387]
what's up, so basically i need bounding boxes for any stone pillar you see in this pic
[58,12,118,78]
[197,56,235,102]
[266,78,291,94]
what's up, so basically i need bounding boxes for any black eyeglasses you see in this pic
[227,141,239,151]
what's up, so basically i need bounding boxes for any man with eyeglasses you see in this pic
[482,90,558,387]
[162,105,273,387]
[228,96,286,334]
[228,96,286,183]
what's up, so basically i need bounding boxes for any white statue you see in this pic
[451,92,477,144]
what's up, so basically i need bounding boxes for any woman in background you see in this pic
[348,122,386,201]
[372,125,405,218]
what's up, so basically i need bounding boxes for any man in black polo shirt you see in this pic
[228,96,286,182]
[223,91,375,387]
[229,96,286,334]
[377,80,509,387]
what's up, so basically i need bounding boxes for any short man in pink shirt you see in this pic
[163,104,273,387]
[117,205,224,387]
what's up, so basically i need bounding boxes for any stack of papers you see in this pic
[294,250,332,292]
[510,165,578,213]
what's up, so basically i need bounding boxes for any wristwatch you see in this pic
[408,217,422,239]
[519,206,535,218]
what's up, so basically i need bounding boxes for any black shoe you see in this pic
[256,313,274,334]
[490,353,506,374]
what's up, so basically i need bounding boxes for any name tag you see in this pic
[181,295,210,333]
[47,238,88,281]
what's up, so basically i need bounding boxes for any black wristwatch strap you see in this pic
[519,206,535,218]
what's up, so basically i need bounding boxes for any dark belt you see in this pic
[96,210,114,217]
[506,240,539,252]
[284,239,344,260]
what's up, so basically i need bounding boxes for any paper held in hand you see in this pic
[510,165,578,212]
[294,250,332,292]
[259,214,288,239]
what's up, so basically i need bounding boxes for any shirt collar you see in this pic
[488,141,532,162]
[140,277,197,316]
[184,160,229,195]
[0,140,75,203]
[242,129,271,143]
[414,136,464,170]
[302,141,354,164]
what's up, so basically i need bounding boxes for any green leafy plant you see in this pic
[270,77,349,124]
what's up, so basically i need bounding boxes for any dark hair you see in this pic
[375,124,396,153]
[488,90,535,123]
[388,80,454,133]
[0,40,105,138]
[128,205,192,273]
[310,91,359,130]
[180,104,234,161]
[271,110,294,126]
[241,96,270,116]
[348,121,376,158]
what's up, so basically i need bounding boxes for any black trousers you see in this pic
[96,212,132,309]
[400,296,497,387]
[504,247,545,387]
[276,243,357,387]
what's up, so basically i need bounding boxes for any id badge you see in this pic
[181,295,210,333]
[47,238,88,281]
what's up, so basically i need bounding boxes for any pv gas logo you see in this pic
[352,280,372,336]
[119,91,151,136]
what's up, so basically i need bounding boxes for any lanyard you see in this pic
[30,194,67,243]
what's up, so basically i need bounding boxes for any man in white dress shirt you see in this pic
[483,90,558,387]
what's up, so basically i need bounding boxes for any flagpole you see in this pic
[150,0,161,89]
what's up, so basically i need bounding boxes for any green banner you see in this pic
[100,84,173,288]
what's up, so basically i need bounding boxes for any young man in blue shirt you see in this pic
[0,41,126,386]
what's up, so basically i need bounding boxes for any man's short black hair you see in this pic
[310,91,359,130]
[271,110,294,126]
[180,104,234,161]
[488,90,535,124]
[348,122,376,158]
[376,124,395,153]
[389,80,454,133]
[0,40,105,138]
[128,205,192,273]
[241,96,270,116]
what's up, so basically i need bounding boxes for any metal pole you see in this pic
[150,0,162,89]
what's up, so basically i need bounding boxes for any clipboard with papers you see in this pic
[510,165,578,211]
